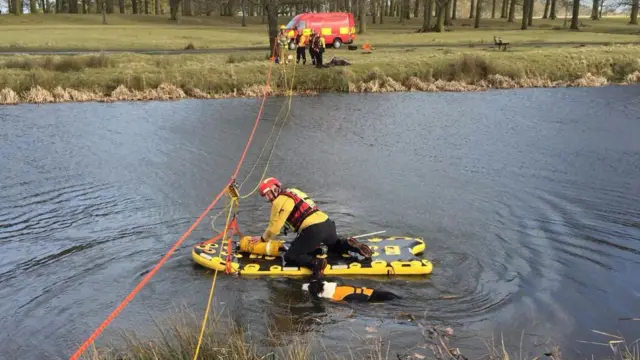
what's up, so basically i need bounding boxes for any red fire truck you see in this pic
[284,12,356,49]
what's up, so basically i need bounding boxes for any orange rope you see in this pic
[68,39,279,360]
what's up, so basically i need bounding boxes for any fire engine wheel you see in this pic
[332,38,343,49]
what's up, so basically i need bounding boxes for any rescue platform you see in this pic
[191,236,433,276]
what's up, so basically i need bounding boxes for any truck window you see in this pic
[285,16,299,29]
[297,20,306,29]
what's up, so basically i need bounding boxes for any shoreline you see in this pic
[2,45,640,106]
[1,73,639,105]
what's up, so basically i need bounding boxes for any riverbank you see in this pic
[80,305,635,360]
[1,45,640,105]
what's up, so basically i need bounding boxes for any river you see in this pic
[1,86,640,360]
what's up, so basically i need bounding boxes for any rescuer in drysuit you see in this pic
[250,177,373,278]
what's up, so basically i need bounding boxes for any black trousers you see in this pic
[316,49,324,67]
[296,47,306,64]
[284,219,351,269]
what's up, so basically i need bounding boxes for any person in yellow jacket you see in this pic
[250,177,373,279]
[295,32,308,64]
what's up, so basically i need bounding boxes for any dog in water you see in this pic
[302,280,401,302]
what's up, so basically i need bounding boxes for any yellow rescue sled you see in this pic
[191,234,433,277]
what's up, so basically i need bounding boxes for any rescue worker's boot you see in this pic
[311,258,327,279]
[346,238,373,259]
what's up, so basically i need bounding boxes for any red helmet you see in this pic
[258,177,281,197]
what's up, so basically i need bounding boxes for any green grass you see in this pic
[0,14,639,51]
[80,305,640,360]
[1,44,640,105]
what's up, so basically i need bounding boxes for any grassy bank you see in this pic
[1,44,640,105]
[80,305,638,360]
[1,14,639,52]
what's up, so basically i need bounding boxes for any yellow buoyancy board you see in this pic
[191,235,433,276]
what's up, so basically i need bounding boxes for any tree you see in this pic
[491,0,496,17]
[265,0,279,58]
[631,0,639,24]
[359,0,366,33]
[570,0,580,29]
[591,0,599,18]
[543,0,550,17]
[474,0,481,27]
[521,0,528,28]
[469,0,474,16]
[549,0,557,18]
[507,0,516,21]
[434,0,447,31]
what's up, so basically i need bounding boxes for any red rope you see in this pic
[68,41,278,360]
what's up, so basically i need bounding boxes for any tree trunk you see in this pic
[261,0,265,23]
[97,0,102,13]
[29,0,37,13]
[102,0,107,23]
[507,0,515,21]
[380,0,384,22]
[69,0,78,12]
[500,0,507,17]
[599,0,603,17]
[451,0,457,19]
[118,0,123,13]
[630,0,639,24]
[242,0,247,26]
[444,0,451,25]
[589,0,598,18]
[435,0,446,31]
[404,0,411,19]
[359,0,366,32]
[414,0,419,16]
[527,0,533,25]
[521,0,527,29]
[144,0,149,14]
[372,0,377,23]
[132,0,138,13]
[266,0,278,58]
[474,0,481,27]
[469,0,474,17]
[420,0,432,29]
[570,0,580,29]
[543,0,549,18]
[549,0,556,19]
[169,0,180,19]
[491,0,496,17]
[155,0,159,13]
[106,0,114,13]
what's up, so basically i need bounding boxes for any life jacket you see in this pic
[331,285,375,301]
[279,188,319,233]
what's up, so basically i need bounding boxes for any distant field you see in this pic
[0,14,638,51]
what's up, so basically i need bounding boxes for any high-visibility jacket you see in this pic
[261,188,327,241]
[297,34,308,47]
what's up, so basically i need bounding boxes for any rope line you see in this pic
[192,195,236,360]
[67,39,279,360]
[211,56,299,231]
[239,56,299,199]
